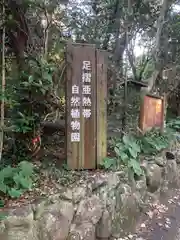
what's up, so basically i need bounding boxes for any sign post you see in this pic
[66,43,107,170]
[139,94,165,133]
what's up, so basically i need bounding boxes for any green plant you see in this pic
[166,117,180,131]
[138,129,173,155]
[102,128,174,175]
[0,161,34,199]
[100,157,117,170]
[101,135,143,176]
[114,135,143,176]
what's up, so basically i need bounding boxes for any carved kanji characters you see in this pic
[82,109,91,118]
[82,61,91,71]
[71,97,80,107]
[71,120,80,131]
[82,72,91,83]
[71,132,80,142]
[82,85,91,95]
[72,85,79,94]
[71,109,80,118]
[82,97,91,107]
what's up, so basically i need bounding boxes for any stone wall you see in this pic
[1,149,180,240]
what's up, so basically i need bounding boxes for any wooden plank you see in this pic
[82,44,96,169]
[96,50,107,166]
[139,95,164,133]
[66,43,79,169]
[66,43,96,170]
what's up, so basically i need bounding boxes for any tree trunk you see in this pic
[141,0,169,95]
[0,1,6,162]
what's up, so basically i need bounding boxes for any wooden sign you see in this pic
[139,95,165,133]
[66,43,107,170]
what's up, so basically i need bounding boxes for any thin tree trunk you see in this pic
[0,1,6,162]
[122,0,132,135]
[141,0,169,94]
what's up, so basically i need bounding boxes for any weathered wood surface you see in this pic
[96,50,107,166]
[139,95,164,133]
[66,43,97,170]
[66,43,107,170]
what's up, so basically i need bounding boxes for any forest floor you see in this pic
[116,188,180,240]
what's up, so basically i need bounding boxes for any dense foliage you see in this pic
[0,0,180,204]
[101,128,175,175]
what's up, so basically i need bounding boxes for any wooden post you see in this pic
[66,43,107,170]
[96,50,107,166]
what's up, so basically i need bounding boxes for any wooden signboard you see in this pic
[139,95,165,133]
[66,43,107,170]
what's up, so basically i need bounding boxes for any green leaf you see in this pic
[119,152,129,162]
[128,159,143,176]
[18,161,34,177]
[0,200,4,208]
[8,188,23,198]
[114,146,120,156]
[21,81,30,87]
[0,212,7,221]
[42,72,52,83]
[122,135,131,145]
[131,142,141,153]
[128,147,138,159]
[102,157,115,169]
[40,88,46,95]
[1,166,14,179]
[19,177,32,189]
[28,75,34,83]
[0,183,7,194]
[13,173,21,188]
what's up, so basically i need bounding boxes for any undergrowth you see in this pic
[0,161,34,220]
[100,125,176,176]
[0,161,34,200]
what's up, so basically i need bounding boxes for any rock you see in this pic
[39,201,74,240]
[2,205,38,240]
[166,151,175,160]
[74,195,103,225]
[145,163,162,193]
[89,173,108,190]
[176,150,180,164]
[136,175,147,196]
[73,185,87,203]
[112,184,140,236]
[89,172,120,191]
[3,224,38,240]
[155,156,166,167]
[32,198,47,220]
[60,188,73,201]
[4,205,34,229]
[69,222,95,240]
[96,210,112,238]
[106,172,121,189]
[166,160,178,185]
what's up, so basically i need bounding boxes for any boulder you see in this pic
[74,195,103,225]
[145,163,162,193]
[155,156,166,167]
[96,210,112,238]
[69,222,95,240]
[176,150,180,164]
[166,160,179,185]
[38,201,74,240]
[2,205,37,240]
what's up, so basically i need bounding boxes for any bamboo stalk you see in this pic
[0,1,6,162]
